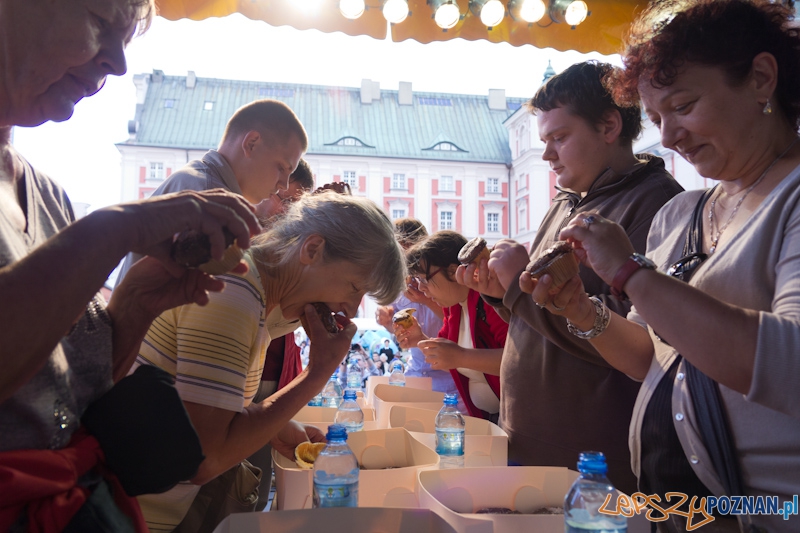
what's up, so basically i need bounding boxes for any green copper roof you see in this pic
[124,73,526,164]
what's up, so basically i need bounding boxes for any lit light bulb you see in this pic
[340,0,366,19]
[383,0,409,23]
[519,0,546,23]
[479,0,505,27]
[434,2,461,29]
[564,0,588,26]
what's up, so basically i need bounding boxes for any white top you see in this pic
[456,301,500,414]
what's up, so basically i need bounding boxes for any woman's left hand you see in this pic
[520,271,596,327]
[560,213,635,285]
[418,338,464,370]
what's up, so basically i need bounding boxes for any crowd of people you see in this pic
[2,0,799,532]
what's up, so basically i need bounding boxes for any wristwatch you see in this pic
[610,253,656,301]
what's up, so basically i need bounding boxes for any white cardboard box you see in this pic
[273,427,440,510]
[419,466,650,533]
[419,466,576,533]
[372,384,444,428]
[212,507,481,533]
[389,405,508,467]
[365,375,432,405]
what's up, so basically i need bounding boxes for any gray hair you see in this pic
[250,192,406,305]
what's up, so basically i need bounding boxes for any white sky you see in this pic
[11,14,617,210]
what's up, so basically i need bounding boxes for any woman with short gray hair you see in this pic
[135,191,405,531]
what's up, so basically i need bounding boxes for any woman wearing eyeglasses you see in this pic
[524,1,800,531]
[395,231,508,422]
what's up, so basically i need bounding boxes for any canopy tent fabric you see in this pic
[155,0,649,55]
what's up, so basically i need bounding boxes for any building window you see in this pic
[433,142,458,151]
[203,101,214,111]
[392,173,406,190]
[487,212,499,233]
[440,211,453,230]
[149,162,164,181]
[440,175,454,192]
[518,205,527,232]
[342,170,357,189]
[336,137,365,147]
[392,209,406,220]
[487,177,500,194]
[164,99,175,108]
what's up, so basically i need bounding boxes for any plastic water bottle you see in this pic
[564,451,627,533]
[346,360,362,390]
[334,389,364,433]
[321,374,343,408]
[388,362,406,387]
[435,392,465,468]
[313,424,359,508]
[307,390,323,406]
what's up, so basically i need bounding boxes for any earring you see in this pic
[763,100,773,115]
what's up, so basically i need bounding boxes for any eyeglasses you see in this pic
[413,267,443,287]
[666,252,708,282]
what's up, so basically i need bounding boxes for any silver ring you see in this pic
[552,302,566,312]
[584,215,596,228]
[535,301,546,309]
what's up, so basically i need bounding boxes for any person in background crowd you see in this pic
[458,60,682,492]
[134,193,405,531]
[396,231,507,422]
[375,218,459,396]
[0,0,261,529]
[115,99,308,284]
[528,2,800,531]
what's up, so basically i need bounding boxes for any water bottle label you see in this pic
[313,480,359,508]
[347,374,362,389]
[435,428,464,456]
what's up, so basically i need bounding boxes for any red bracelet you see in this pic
[610,253,656,300]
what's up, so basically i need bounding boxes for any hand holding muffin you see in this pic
[392,308,427,350]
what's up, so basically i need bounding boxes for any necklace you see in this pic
[708,137,799,254]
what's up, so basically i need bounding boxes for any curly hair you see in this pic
[608,0,800,128]
[528,60,643,143]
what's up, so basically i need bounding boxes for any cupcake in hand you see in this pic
[526,241,579,288]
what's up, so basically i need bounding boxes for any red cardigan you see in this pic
[438,289,507,419]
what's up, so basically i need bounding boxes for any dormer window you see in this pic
[433,142,458,151]
[336,137,365,147]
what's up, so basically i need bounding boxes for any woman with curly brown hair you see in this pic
[525,1,800,531]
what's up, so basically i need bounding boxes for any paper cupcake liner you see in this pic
[199,243,244,275]
[541,252,579,287]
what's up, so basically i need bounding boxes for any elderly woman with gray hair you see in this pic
[134,191,406,531]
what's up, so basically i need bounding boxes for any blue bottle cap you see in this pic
[443,393,458,405]
[577,451,608,474]
[343,390,357,401]
[326,423,348,441]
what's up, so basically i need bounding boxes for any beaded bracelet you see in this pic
[566,296,610,340]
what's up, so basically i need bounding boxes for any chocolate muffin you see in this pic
[458,237,490,266]
[170,228,244,275]
[300,302,340,334]
[526,241,579,288]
